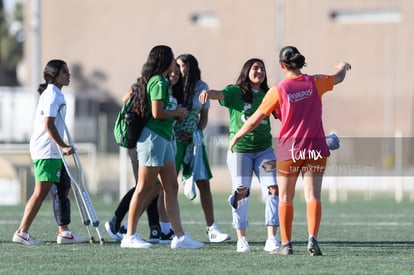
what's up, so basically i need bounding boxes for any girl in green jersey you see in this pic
[199,58,280,253]
[121,45,204,249]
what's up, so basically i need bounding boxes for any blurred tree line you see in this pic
[0,0,23,86]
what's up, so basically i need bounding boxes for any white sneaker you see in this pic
[207,223,231,243]
[264,236,281,252]
[120,233,153,248]
[12,231,42,245]
[236,237,250,253]
[57,231,88,244]
[171,233,204,249]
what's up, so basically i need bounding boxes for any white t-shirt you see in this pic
[30,84,66,160]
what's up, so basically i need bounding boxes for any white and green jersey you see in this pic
[145,75,177,140]
[174,80,210,140]
[30,84,66,160]
[219,85,272,153]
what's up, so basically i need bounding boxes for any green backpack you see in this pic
[113,94,149,149]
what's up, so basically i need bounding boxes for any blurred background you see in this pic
[0,0,413,205]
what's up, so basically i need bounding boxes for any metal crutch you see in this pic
[57,108,105,244]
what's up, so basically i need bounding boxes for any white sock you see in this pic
[160,222,171,234]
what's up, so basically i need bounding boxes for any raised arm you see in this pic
[333,62,351,85]
[229,109,267,152]
[199,89,224,104]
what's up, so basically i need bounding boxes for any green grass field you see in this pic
[0,191,413,275]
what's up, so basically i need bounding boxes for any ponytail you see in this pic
[37,83,48,94]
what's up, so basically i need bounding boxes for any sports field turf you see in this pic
[0,192,413,274]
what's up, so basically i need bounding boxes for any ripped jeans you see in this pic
[226,147,279,229]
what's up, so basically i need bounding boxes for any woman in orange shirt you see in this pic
[229,46,351,256]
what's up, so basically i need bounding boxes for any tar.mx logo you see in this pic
[289,140,322,163]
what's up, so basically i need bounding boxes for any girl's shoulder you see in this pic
[148,74,165,82]
[222,84,240,93]
[42,84,61,98]
[195,80,209,91]
[148,75,168,88]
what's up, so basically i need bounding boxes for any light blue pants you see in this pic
[226,147,279,229]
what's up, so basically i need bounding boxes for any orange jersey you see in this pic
[258,74,335,161]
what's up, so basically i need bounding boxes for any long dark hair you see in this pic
[171,63,184,103]
[37,59,67,95]
[176,54,201,110]
[132,45,174,117]
[235,58,269,103]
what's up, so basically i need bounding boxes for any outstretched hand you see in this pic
[336,62,351,71]
[199,90,208,104]
[333,62,352,84]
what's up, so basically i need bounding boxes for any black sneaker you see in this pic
[159,229,175,244]
[118,223,127,234]
[308,237,323,256]
[110,216,121,233]
[105,220,122,242]
[148,226,161,244]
